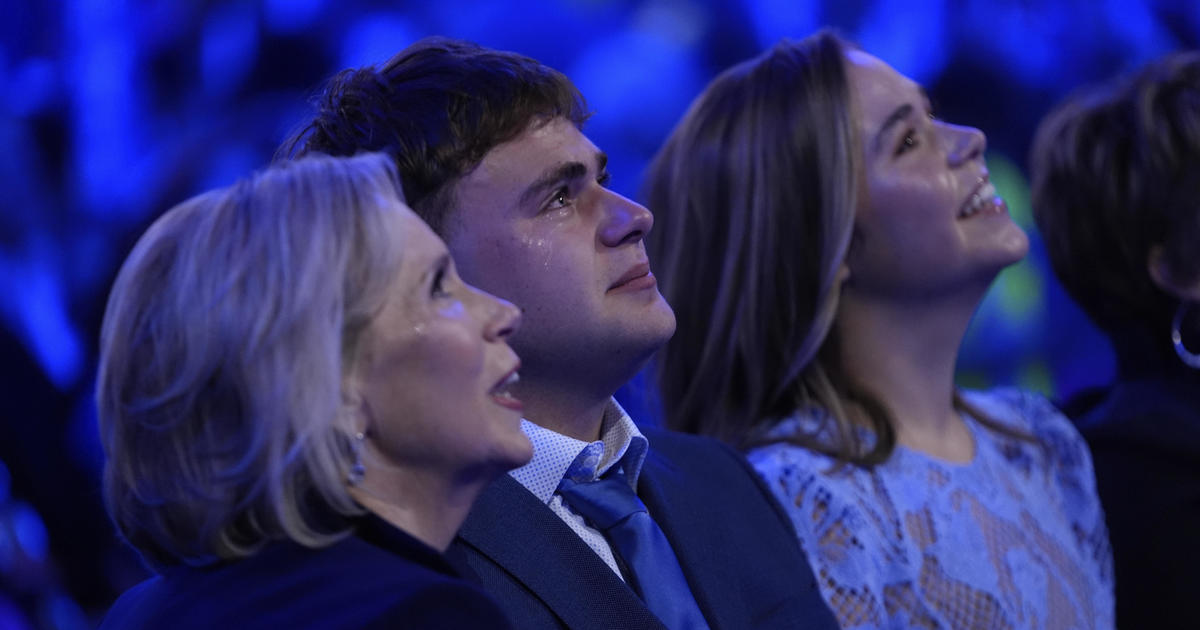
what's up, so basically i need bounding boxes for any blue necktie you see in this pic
[558,468,710,630]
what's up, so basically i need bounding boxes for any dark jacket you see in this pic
[447,426,839,629]
[101,514,513,629]
[1077,374,1200,630]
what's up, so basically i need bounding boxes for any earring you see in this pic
[347,431,366,486]
[1171,302,1200,369]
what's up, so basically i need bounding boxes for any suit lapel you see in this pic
[638,448,749,630]
[455,475,667,630]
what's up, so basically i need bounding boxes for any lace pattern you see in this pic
[748,388,1114,630]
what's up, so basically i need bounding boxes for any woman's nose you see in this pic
[482,291,521,341]
[945,123,986,167]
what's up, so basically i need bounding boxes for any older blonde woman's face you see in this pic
[844,49,1028,298]
[350,202,532,483]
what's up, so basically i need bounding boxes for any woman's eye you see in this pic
[895,131,918,156]
[431,268,450,298]
[597,171,612,187]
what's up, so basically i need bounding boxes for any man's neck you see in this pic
[516,380,611,442]
[510,356,639,442]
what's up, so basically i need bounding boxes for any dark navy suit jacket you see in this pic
[447,427,839,629]
[101,515,513,629]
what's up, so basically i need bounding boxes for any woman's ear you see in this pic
[1148,244,1200,301]
[836,261,852,287]
[340,376,369,435]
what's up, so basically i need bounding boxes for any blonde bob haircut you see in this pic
[97,152,405,569]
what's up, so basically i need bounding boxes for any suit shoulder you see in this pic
[640,426,784,515]
[639,425,740,461]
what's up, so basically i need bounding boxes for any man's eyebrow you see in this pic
[518,161,588,208]
[871,102,914,155]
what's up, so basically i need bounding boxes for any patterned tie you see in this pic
[558,467,710,630]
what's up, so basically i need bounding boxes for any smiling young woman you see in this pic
[644,29,1113,630]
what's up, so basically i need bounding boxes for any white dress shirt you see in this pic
[506,398,648,579]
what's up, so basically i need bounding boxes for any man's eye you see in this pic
[598,171,612,187]
[547,187,571,210]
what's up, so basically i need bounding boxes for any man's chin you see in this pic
[632,300,677,349]
[623,317,677,369]
[647,292,677,338]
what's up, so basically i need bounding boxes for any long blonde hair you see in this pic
[646,31,863,455]
[646,31,1021,466]
[97,153,403,569]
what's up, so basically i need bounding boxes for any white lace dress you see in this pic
[748,388,1114,630]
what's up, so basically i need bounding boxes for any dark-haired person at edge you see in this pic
[97,153,524,629]
[278,37,837,630]
[644,29,1114,630]
[1030,51,1200,630]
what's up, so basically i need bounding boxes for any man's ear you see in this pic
[1148,245,1200,301]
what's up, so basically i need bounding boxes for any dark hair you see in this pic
[278,36,589,236]
[1031,51,1200,370]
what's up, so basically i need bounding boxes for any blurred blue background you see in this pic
[2,0,1196,627]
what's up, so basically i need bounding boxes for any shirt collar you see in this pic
[508,398,648,503]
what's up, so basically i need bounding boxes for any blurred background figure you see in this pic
[645,30,1111,629]
[0,459,89,630]
[1030,51,1200,630]
[95,152,526,629]
[4,1,1200,624]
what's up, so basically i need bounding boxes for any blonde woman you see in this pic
[645,31,1113,629]
[98,153,527,629]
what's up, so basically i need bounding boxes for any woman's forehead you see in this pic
[844,50,924,123]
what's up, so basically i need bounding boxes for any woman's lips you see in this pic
[958,180,1006,219]
[489,368,523,411]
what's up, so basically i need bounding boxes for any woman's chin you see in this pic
[497,433,535,471]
